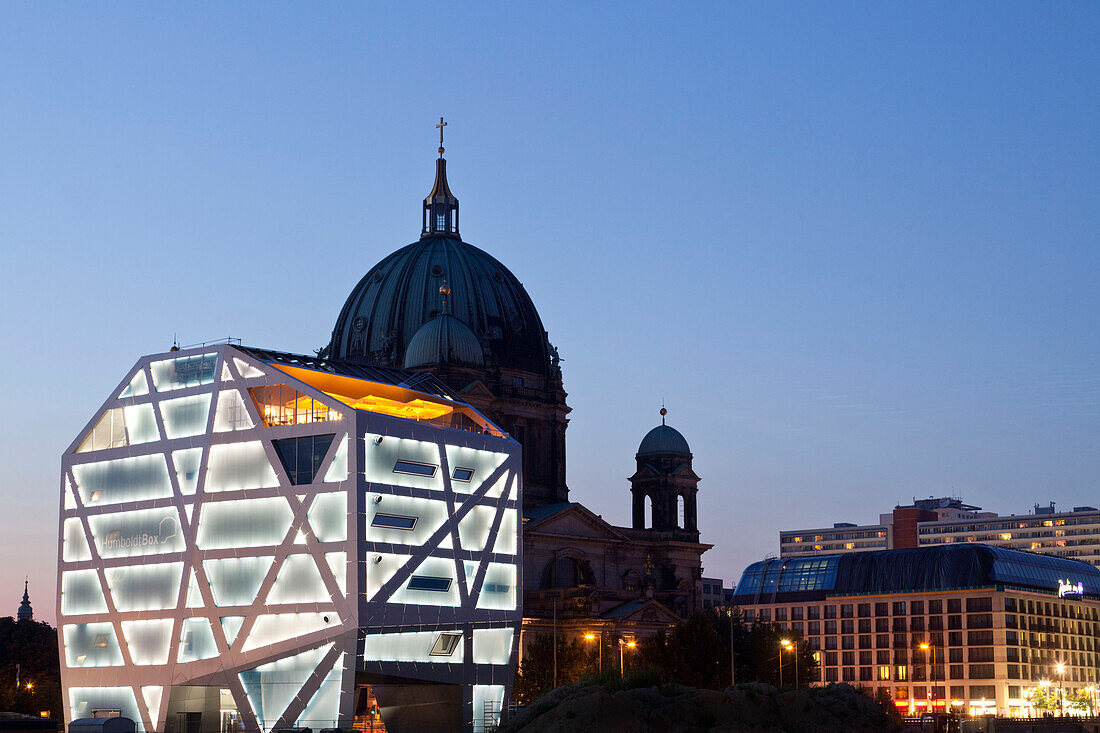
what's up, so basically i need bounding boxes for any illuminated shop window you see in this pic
[273,434,335,485]
[68,687,139,727]
[160,394,212,439]
[63,624,124,667]
[205,441,279,492]
[88,508,184,559]
[73,453,173,507]
[150,353,218,392]
[105,562,184,612]
[249,384,341,427]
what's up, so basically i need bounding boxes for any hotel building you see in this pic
[58,344,521,733]
[731,544,1100,716]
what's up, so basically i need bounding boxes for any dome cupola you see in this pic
[422,117,459,237]
[403,283,485,369]
[637,408,692,458]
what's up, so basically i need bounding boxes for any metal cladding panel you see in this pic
[59,344,521,733]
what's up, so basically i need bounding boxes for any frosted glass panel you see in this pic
[389,556,460,607]
[119,369,149,398]
[472,628,513,665]
[365,434,443,491]
[105,562,183,612]
[206,442,279,492]
[308,492,347,542]
[77,409,128,453]
[61,569,108,615]
[239,645,329,728]
[178,617,218,662]
[172,448,202,495]
[492,508,517,555]
[365,553,409,601]
[267,555,329,604]
[150,353,218,392]
[196,497,292,550]
[242,614,337,652]
[88,508,183,559]
[160,394,212,439]
[221,616,245,645]
[323,437,348,482]
[476,563,517,610]
[65,476,77,509]
[366,494,447,546]
[63,518,92,562]
[364,630,464,663]
[185,571,204,608]
[64,623,124,667]
[298,652,343,729]
[444,445,508,495]
[325,552,346,595]
[121,618,173,665]
[73,453,172,506]
[213,390,254,432]
[142,686,163,724]
[458,506,495,551]
[233,357,265,378]
[124,404,160,445]
[472,686,505,733]
[204,556,273,606]
[222,363,233,381]
[69,687,140,729]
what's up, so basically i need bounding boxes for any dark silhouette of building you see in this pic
[17,580,32,622]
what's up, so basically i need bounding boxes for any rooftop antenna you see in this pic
[170,333,180,352]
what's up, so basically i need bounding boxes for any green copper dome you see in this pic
[637,424,691,458]
[403,312,485,369]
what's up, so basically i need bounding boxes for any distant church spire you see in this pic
[17,579,32,622]
[422,117,460,239]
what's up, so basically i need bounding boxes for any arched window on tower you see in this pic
[677,494,686,529]
[541,556,582,589]
[645,495,653,529]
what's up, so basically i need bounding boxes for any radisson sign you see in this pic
[1058,579,1084,598]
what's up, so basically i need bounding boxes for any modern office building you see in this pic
[58,344,521,733]
[781,498,1100,569]
[731,544,1100,717]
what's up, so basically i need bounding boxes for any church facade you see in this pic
[325,135,712,655]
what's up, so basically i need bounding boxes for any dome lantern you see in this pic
[422,117,459,238]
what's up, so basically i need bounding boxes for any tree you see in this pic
[1065,687,1094,715]
[1027,684,1058,713]
[0,617,63,720]
[512,633,589,704]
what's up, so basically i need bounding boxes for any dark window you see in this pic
[808,606,821,620]
[842,636,854,649]
[947,598,962,614]
[893,601,907,615]
[929,600,943,614]
[824,605,837,619]
[776,608,788,621]
[968,647,994,663]
[842,651,855,666]
[948,632,963,647]
[452,466,475,482]
[841,604,854,618]
[808,621,821,636]
[825,620,837,635]
[967,631,994,646]
[371,513,418,530]
[393,459,438,477]
[273,434,336,485]
[483,582,510,593]
[825,637,837,650]
[841,620,854,634]
[892,618,907,633]
[858,603,871,618]
[875,602,889,616]
[843,668,855,681]
[826,668,838,682]
[910,617,925,632]
[971,684,996,698]
[859,635,872,649]
[967,614,993,629]
[930,616,944,630]
[408,575,452,592]
[859,650,873,665]
[825,652,837,666]
[911,600,925,615]
[949,665,965,679]
[895,649,908,664]
[791,607,804,620]
[859,667,873,681]
[968,665,996,679]
[948,615,962,630]
[967,597,993,613]
[876,618,889,632]
[430,632,462,656]
[858,619,871,633]
[949,648,963,664]
[877,650,890,664]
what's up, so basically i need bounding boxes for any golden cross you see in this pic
[436,116,447,154]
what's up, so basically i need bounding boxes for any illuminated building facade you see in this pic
[732,545,1100,716]
[58,344,521,733]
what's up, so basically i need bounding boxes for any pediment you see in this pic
[603,599,681,624]
[459,379,496,401]
[525,503,630,542]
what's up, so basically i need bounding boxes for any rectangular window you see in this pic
[893,601,906,615]
[430,632,463,656]
[807,606,820,619]
[947,598,961,613]
[408,576,452,592]
[929,600,943,614]
[393,460,438,477]
[966,597,993,612]
[878,666,891,681]
[371,513,418,531]
[968,665,996,680]
[911,600,925,615]
[452,466,475,482]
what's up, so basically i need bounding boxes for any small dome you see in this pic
[403,313,484,369]
[637,424,691,458]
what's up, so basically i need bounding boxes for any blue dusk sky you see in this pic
[2,3,1098,623]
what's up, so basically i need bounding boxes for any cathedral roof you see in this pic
[403,312,485,369]
[637,424,691,458]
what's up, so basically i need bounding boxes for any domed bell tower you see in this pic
[630,409,700,541]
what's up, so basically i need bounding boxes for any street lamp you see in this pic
[781,639,798,689]
[618,638,636,674]
[584,633,602,674]
[1056,662,1066,716]
[919,642,937,708]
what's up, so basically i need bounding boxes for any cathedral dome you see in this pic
[637,424,691,458]
[329,235,551,373]
[404,312,485,369]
